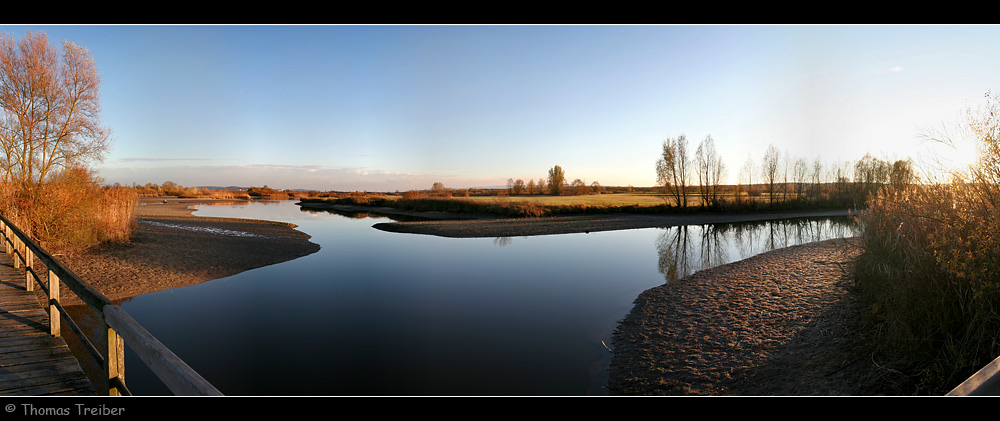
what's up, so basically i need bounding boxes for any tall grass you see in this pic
[854,93,1000,394]
[0,167,137,252]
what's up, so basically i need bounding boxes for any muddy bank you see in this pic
[607,237,893,395]
[58,198,320,303]
[369,209,855,238]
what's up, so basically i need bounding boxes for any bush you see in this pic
[0,167,137,252]
[854,181,1000,394]
[853,92,1000,393]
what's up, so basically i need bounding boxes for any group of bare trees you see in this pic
[506,177,548,195]
[657,134,916,208]
[657,135,727,207]
[501,165,602,196]
[0,31,110,186]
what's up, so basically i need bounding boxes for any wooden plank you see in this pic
[0,250,94,396]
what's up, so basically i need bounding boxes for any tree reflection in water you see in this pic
[655,217,855,282]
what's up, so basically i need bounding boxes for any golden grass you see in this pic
[459,193,673,207]
[0,168,138,252]
[454,191,794,209]
[852,93,1000,394]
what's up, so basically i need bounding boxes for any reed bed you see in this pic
[854,95,1000,394]
[0,168,137,252]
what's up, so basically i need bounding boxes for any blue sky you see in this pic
[2,24,997,191]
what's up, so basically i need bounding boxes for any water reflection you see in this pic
[297,205,431,222]
[493,236,513,247]
[94,201,859,396]
[655,217,856,282]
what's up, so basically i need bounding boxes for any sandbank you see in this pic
[367,207,855,238]
[607,237,892,395]
[58,197,320,303]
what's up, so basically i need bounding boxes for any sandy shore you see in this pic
[58,198,320,303]
[607,237,893,395]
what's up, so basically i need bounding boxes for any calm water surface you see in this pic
[116,200,854,396]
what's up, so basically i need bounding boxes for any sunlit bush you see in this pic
[854,91,1000,394]
[0,167,137,252]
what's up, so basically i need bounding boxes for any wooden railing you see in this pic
[0,214,222,396]
[948,356,1000,396]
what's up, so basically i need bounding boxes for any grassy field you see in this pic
[461,193,678,207]
[302,189,841,219]
[432,191,800,210]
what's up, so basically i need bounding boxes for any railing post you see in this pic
[105,325,125,396]
[48,269,60,337]
[12,235,19,269]
[24,247,33,292]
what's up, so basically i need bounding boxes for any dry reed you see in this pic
[0,167,138,252]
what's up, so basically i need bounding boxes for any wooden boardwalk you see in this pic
[0,252,94,395]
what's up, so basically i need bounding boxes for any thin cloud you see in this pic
[119,157,217,162]
[98,162,474,191]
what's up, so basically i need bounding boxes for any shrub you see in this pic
[854,92,1000,393]
[0,167,137,252]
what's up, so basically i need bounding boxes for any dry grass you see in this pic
[303,188,854,219]
[0,167,137,252]
[854,180,1000,394]
[853,93,1000,394]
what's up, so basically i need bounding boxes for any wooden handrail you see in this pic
[948,355,1000,396]
[0,214,222,396]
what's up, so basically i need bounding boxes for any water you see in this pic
[111,200,855,396]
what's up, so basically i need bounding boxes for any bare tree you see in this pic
[793,158,808,200]
[812,158,824,201]
[695,135,725,206]
[548,165,565,195]
[760,144,780,205]
[513,179,525,195]
[740,155,754,187]
[710,147,726,204]
[855,153,890,200]
[739,154,755,204]
[0,31,110,185]
[890,159,915,191]
[656,135,690,207]
[590,180,603,194]
[782,151,792,202]
[695,137,711,204]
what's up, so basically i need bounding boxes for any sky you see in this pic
[1,24,997,191]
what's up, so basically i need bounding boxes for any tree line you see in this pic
[656,134,915,209]
[507,165,604,196]
[501,165,605,196]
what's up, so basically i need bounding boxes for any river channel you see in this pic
[113,200,855,396]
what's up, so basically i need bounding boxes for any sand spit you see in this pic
[369,209,855,238]
[57,198,320,303]
[606,237,891,395]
